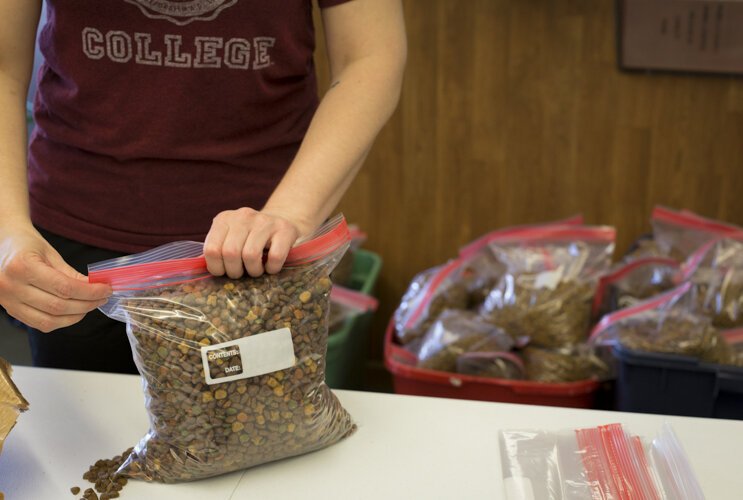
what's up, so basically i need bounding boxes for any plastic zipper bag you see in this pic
[626,206,742,262]
[480,225,616,348]
[499,422,705,500]
[415,310,514,372]
[592,257,680,320]
[589,283,734,365]
[681,236,743,329]
[88,215,356,482]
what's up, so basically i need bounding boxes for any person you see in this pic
[0,0,407,373]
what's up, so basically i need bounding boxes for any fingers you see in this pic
[264,230,294,275]
[7,302,86,334]
[204,218,229,276]
[17,284,107,316]
[204,209,302,279]
[25,260,111,301]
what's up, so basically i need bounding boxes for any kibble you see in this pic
[114,263,355,482]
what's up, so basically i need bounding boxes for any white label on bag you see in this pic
[534,266,564,290]
[201,327,296,385]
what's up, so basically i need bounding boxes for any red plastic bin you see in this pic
[384,318,600,408]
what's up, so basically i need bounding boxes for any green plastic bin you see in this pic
[325,248,382,389]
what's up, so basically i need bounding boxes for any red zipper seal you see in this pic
[403,259,464,329]
[589,282,692,344]
[89,217,350,289]
[653,206,742,235]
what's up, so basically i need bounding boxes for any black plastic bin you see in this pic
[613,345,743,419]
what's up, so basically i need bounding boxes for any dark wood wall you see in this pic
[314,0,743,386]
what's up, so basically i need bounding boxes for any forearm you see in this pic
[263,53,405,233]
[0,73,32,229]
[0,0,41,231]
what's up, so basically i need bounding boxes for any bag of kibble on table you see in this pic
[589,282,734,365]
[88,215,355,482]
[480,225,616,348]
[416,310,514,372]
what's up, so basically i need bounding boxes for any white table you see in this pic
[1,366,741,499]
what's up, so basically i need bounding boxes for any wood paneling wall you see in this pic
[314,0,743,387]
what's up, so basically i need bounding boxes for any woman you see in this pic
[0,0,407,372]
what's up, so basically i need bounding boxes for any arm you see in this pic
[205,0,407,278]
[0,1,111,333]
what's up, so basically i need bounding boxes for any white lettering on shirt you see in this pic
[82,28,105,60]
[81,27,275,71]
[134,33,163,65]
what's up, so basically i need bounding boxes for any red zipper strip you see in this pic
[89,217,349,288]
[653,206,742,235]
[330,285,379,312]
[722,328,743,344]
[487,225,616,245]
[458,215,584,258]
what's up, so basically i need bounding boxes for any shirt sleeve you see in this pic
[318,0,355,8]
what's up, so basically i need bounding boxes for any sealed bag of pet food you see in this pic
[455,351,525,379]
[416,310,514,372]
[626,206,742,262]
[458,216,585,308]
[88,215,356,482]
[592,257,680,320]
[589,282,734,365]
[521,345,610,383]
[394,261,469,348]
[480,225,616,348]
[681,236,743,329]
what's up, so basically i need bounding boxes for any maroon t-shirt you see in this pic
[29,0,351,253]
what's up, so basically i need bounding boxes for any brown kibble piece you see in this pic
[71,486,81,495]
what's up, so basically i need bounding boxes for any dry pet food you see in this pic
[522,345,610,383]
[88,216,355,482]
[455,351,525,379]
[480,225,615,348]
[590,283,736,365]
[592,257,679,320]
[394,262,468,347]
[416,310,513,372]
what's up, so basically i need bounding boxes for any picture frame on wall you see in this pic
[617,0,743,76]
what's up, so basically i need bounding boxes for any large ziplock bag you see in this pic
[394,218,586,348]
[681,236,743,329]
[480,225,616,348]
[589,283,734,365]
[592,257,680,320]
[499,422,705,500]
[88,215,355,482]
[627,206,743,262]
[415,310,514,372]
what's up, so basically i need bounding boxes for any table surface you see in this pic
[1,366,742,499]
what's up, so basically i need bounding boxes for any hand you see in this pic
[0,224,112,333]
[204,208,311,278]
